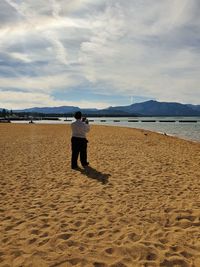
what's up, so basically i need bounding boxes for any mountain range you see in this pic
[106,100,200,116]
[1,100,200,116]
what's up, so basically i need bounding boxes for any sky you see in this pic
[0,0,200,109]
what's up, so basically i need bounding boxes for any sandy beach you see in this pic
[0,124,200,267]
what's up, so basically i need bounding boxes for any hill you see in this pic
[2,100,200,116]
[106,100,200,116]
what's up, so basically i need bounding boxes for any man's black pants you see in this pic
[71,137,88,168]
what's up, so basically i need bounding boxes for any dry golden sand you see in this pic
[0,124,200,267]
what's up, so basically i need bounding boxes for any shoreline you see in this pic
[5,120,200,143]
[93,123,200,144]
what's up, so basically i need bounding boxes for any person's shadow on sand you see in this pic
[78,166,110,184]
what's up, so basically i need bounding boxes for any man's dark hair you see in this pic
[74,111,82,120]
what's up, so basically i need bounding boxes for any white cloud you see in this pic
[0,73,78,92]
[0,91,110,109]
[50,0,61,18]
[0,0,200,108]
[78,0,200,104]
[10,52,32,63]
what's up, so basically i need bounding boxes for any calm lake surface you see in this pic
[63,116,200,142]
[12,116,200,142]
[91,117,200,142]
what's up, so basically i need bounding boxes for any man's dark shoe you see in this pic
[72,166,79,170]
[82,162,89,168]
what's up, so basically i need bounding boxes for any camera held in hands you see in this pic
[82,117,89,124]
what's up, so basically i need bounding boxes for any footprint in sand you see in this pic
[160,256,190,267]
[41,223,50,228]
[86,232,95,238]
[180,250,193,259]
[14,220,25,226]
[74,221,82,227]
[57,233,72,240]
[146,252,158,261]
[93,262,108,267]
[67,258,83,265]
[39,238,49,246]
[127,232,141,242]
[110,261,127,267]
[5,225,13,231]
[105,247,115,255]
[31,229,40,235]
[40,232,49,238]
[98,230,106,236]
[28,238,37,244]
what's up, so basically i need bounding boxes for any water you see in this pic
[11,116,200,142]
[64,116,200,142]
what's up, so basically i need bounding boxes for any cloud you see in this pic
[0,0,200,109]
[0,73,79,92]
[0,90,110,109]
[78,0,200,104]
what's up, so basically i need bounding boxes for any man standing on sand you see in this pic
[71,111,90,169]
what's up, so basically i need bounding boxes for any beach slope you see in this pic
[0,124,200,267]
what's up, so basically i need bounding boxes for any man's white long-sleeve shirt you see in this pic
[71,119,90,138]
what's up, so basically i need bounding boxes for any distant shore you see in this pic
[1,116,200,142]
[0,124,200,266]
